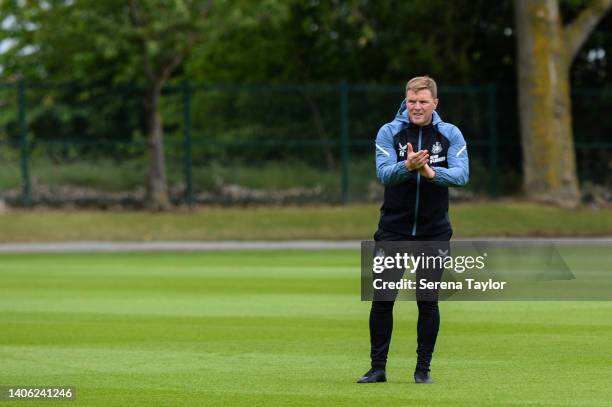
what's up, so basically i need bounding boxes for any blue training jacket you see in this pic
[374,100,469,237]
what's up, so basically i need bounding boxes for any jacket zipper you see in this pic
[411,127,423,236]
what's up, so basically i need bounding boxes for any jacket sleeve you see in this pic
[375,125,416,186]
[430,126,469,187]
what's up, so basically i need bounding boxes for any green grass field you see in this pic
[1,250,611,406]
[1,201,612,242]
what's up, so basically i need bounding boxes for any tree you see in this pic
[1,0,212,210]
[514,0,612,206]
[3,0,296,208]
[126,0,212,210]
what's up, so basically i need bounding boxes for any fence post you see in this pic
[487,83,498,197]
[182,81,194,206]
[18,79,32,207]
[339,80,350,204]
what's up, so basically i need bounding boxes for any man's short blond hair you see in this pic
[406,76,437,99]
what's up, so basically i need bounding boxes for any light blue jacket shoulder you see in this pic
[374,101,414,186]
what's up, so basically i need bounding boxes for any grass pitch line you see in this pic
[0,238,610,253]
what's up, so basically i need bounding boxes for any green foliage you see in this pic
[2,0,609,96]
[0,0,217,83]
[184,0,519,85]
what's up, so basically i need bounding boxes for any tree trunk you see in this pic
[144,81,170,210]
[515,0,579,206]
[514,0,612,206]
[304,93,336,170]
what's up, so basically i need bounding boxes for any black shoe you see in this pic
[356,368,387,383]
[414,370,433,384]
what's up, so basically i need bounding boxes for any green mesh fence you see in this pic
[0,80,610,207]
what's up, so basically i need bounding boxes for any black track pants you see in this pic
[369,228,451,372]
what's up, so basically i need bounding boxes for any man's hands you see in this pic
[404,143,436,179]
[419,164,435,179]
[405,143,428,170]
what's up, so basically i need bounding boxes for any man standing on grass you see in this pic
[357,76,469,384]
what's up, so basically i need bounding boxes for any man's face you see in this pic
[406,89,438,126]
